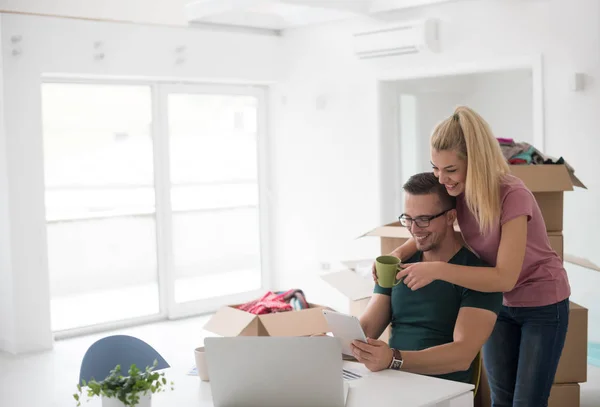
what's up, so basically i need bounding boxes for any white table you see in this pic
[144,361,474,407]
[342,362,474,407]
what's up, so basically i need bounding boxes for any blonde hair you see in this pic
[430,106,509,235]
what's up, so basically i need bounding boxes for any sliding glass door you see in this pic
[43,81,269,334]
[158,85,268,317]
[42,83,159,333]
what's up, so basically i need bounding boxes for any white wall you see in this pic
[269,21,382,304]
[0,12,280,353]
[0,17,15,354]
[566,262,600,343]
[415,91,464,170]
[395,75,471,212]
[466,70,533,144]
[396,68,533,195]
[272,0,600,320]
[390,89,467,217]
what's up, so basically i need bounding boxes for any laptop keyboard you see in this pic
[342,369,362,381]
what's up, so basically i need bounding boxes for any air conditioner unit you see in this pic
[353,19,439,59]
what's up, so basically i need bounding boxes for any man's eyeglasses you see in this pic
[399,209,451,228]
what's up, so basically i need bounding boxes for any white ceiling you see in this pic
[185,0,454,31]
[185,0,365,31]
[0,0,454,30]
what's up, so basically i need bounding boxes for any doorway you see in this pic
[377,57,543,222]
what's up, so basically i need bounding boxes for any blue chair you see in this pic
[79,335,170,384]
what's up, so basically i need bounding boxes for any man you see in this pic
[352,172,502,384]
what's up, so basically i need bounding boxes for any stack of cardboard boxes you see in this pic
[322,164,588,406]
[480,164,588,407]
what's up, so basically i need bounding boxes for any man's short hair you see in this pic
[403,172,456,210]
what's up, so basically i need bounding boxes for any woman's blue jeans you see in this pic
[482,298,569,407]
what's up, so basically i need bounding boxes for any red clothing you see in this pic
[237,291,292,314]
[237,289,308,315]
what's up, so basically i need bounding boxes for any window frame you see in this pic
[42,78,272,338]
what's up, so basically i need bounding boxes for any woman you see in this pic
[377,106,570,407]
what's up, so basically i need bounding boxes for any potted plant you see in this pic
[74,360,174,407]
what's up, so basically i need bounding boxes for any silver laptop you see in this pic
[204,336,349,407]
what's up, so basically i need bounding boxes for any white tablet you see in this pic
[322,309,368,356]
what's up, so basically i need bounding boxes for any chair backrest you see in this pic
[471,351,483,396]
[79,335,169,384]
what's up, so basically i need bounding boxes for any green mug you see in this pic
[376,255,402,288]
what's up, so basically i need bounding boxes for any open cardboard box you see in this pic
[476,254,600,407]
[547,383,581,407]
[509,164,585,192]
[204,302,332,337]
[509,164,586,232]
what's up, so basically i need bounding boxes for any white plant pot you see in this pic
[101,393,151,407]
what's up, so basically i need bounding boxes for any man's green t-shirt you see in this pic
[373,247,502,384]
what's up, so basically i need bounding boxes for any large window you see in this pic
[166,92,262,306]
[42,82,268,334]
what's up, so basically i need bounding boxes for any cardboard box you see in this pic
[548,383,580,407]
[548,232,563,260]
[476,370,580,407]
[555,302,588,383]
[204,303,331,337]
[475,301,587,407]
[509,164,586,232]
[361,221,413,256]
[565,254,600,273]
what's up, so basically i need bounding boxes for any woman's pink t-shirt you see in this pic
[456,174,570,307]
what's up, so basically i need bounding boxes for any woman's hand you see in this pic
[351,338,393,372]
[396,262,441,291]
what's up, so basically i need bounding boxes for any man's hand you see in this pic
[371,262,378,284]
[372,248,403,284]
[351,338,393,372]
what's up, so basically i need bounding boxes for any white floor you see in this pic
[1,315,599,407]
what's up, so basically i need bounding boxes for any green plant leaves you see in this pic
[72,359,174,406]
